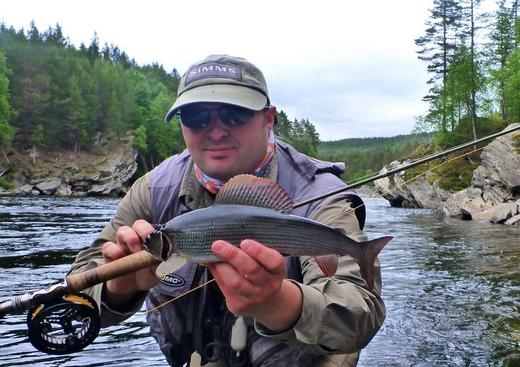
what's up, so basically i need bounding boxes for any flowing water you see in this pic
[0,196,518,366]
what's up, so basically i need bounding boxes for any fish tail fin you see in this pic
[315,255,339,277]
[358,236,393,289]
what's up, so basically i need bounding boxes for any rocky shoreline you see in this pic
[0,135,138,198]
[374,124,520,225]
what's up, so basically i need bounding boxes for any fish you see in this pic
[147,174,392,289]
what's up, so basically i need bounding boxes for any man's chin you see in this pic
[201,163,236,181]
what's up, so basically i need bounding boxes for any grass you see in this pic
[0,177,13,190]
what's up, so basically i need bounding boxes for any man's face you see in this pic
[181,103,276,181]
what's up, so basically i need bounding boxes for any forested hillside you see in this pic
[0,22,321,180]
[318,134,432,182]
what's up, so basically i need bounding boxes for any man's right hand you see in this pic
[102,220,160,308]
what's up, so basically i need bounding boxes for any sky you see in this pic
[1,0,435,141]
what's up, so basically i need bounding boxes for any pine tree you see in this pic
[489,0,515,121]
[416,0,463,133]
[0,51,15,160]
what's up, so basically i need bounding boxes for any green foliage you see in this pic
[434,116,507,147]
[0,21,184,174]
[0,176,13,189]
[416,0,493,142]
[0,50,14,146]
[407,149,480,192]
[512,134,520,154]
[132,125,148,151]
[318,134,432,182]
[274,111,320,157]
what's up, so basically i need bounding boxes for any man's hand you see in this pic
[102,220,160,308]
[207,239,303,332]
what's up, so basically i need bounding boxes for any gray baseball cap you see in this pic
[165,54,271,122]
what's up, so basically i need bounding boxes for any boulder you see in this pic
[56,184,72,197]
[374,160,450,209]
[505,213,520,225]
[15,184,35,195]
[86,149,138,196]
[35,179,62,195]
[472,201,519,223]
[443,124,520,224]
[442,187,492,220]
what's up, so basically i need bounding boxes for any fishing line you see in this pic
[146,278,216,314]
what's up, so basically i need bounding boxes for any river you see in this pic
[0,196,518,366]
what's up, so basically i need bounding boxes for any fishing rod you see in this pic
[294,124,520,209]
[0,124,518,354]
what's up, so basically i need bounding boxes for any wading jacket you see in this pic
[69,140,385,367]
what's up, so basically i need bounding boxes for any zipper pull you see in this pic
[230,316,247,357]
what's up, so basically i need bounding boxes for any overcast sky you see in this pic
[2,0,436,141]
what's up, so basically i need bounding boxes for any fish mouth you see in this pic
[160,233,172,261]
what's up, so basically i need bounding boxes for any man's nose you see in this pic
[206,111,229,140]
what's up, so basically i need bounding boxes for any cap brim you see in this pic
[164,84,268,122]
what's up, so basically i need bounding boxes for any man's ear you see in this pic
[264,106,277,129]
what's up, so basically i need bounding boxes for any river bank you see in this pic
[0,134,138,197]
[374,124,520,225]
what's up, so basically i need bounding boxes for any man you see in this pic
[70,54,385,367]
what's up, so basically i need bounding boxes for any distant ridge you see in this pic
[317,133,432,182]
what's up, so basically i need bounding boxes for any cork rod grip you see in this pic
[65,250,161,292]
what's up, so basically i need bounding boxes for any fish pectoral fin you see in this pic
[314,254,339,277]
[156,255,188,278]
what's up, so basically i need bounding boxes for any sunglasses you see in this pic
[178,104,256,130]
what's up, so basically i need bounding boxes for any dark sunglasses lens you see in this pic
[179,107,210,129]
[220,107,255,126]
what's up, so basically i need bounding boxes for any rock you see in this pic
[473,201,519,223]
[86,149,138,197]
[374,160,450,209]
[443,187,492,220]
[443,124,520,224]
[15,184,35,195]
[354,185,378,198]
[505,213,520,225]
[35,179,62,194]
[376,124,520,225]
[56,184,72,197]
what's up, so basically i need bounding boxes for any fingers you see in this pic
[240,240,285,275]
[209,240,286,310]
[102,220,160,302]
[212,239,285,278]
[131,219,156,243]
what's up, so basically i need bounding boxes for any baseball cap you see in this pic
[165,55,271,122]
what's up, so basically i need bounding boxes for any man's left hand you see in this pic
[208,239,303,332]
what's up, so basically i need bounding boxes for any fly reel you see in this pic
[26,293,100,355]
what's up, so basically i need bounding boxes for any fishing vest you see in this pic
[145,140,365,367]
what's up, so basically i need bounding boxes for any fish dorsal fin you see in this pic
[216,174,294,212]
